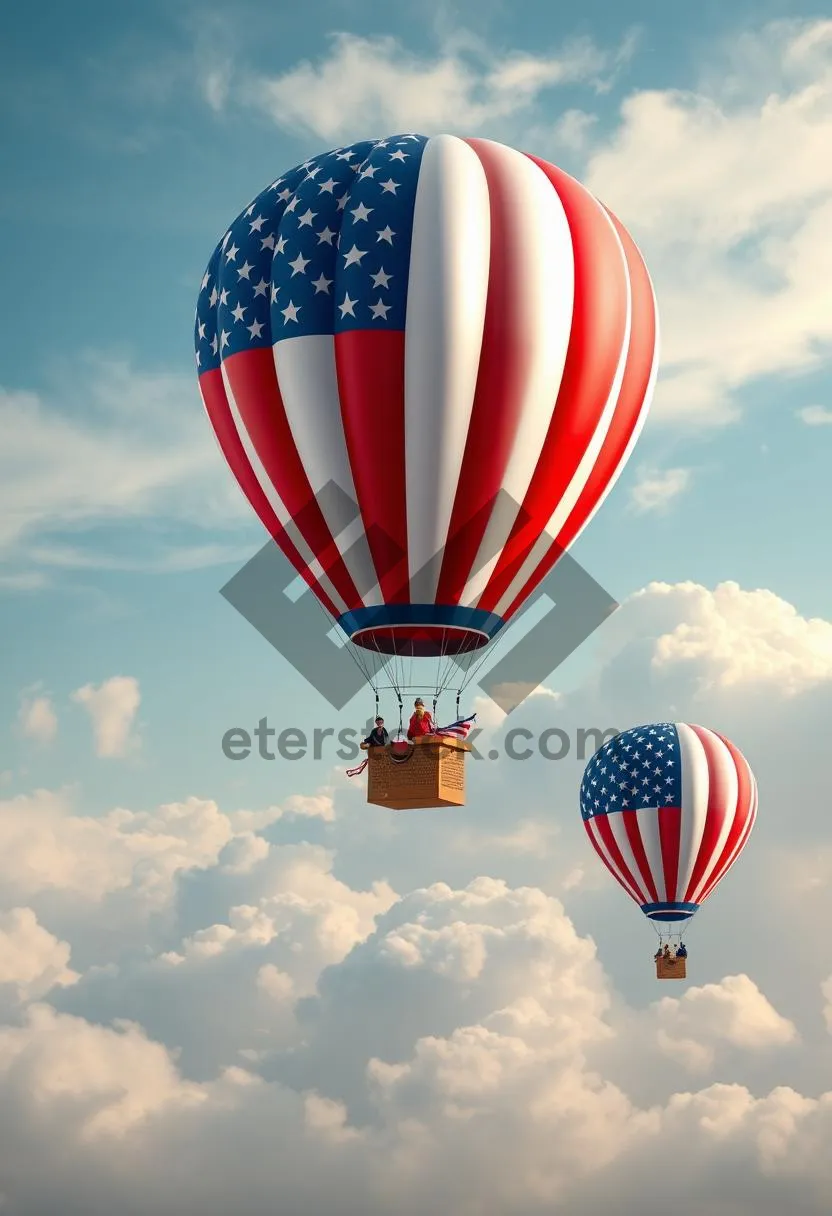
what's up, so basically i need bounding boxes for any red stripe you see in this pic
[222,347,362,610]
[432,138,536,606]
[582,821,642,906]
[697,735,756,904]
[622,809,660,904]
[657,805,682,903]
[593,815,648,903]
[476,159,630,615]
[499,203,657,623]
[335,330,410,604]
[682,726,733,903]
[198,368,339,618]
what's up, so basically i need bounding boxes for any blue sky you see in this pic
[2,9,832,1211]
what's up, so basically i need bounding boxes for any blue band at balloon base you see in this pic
[640,901,699,922]
[338,603,506,640]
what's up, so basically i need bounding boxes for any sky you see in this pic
[2,1,832,1212]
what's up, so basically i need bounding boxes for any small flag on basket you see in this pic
[434,713,477,739]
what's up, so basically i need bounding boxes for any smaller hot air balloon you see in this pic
[579,722,757,980]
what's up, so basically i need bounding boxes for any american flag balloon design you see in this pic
[580,723,757,924]
[195,133,659,658]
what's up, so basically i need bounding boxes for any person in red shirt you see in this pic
[407,698,434,739]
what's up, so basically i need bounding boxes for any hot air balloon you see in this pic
[579,722,758,979]
[194,132,659,805]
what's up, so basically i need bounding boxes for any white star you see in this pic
[317,226,336,245]
[232,302,246,322]
[359,164,378,179]
[318,177,338,193]
[289,252,310,275]
[277,188,292,201]
[237,260,253,280]
[298,207,317,228]
[261,233,276,250]
[201,271,211,289]
[338,292,357,317]
[249,215,266,232]
[211,335,218,354]
[335,150,354,161]
[275,236,288,255]
[377,225,395,244]
[336,193,348,210]
[271,285,279,303]
[225,242,239,262]
[343,244,366,266]
[281,301,300,323]
[284,196,299,214]
[247,319,264,339]
[198,321,206,339]
[389,149,407,161]
[304,166,321,179]
[209,286,218,306]
[220,329,230,349]
[219,288,229,305]
[379,178,400,194]
[312,273,332,294]
[253,278,269,298]
[268,178,284,191]
[369,298,391,319]
[370,267,392,289]
[245,204,255,217]
[350,201,373,222]
[374,139,389,148]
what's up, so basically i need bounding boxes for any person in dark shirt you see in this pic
[363,717,389,748]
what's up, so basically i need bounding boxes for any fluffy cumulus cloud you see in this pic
[0,577,831,1212]
[71,676,141,758]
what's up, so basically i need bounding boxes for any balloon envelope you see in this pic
[579,723,757,924]
[195,133,659,658]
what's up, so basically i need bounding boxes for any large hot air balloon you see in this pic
[194,132,659,733]
[579,722,758,979]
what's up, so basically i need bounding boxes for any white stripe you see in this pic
[272,336,383,607]
[456,143,574,605]
[488,201,633,619]
[636,805,667,903]
[404,134,491,603]
[687,730,739,904]
[676,723,710,901]
[218,364,349,615]
[585,817,644,905]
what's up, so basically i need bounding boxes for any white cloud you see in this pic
[0,356,252,581]
[0,908,78,1002]
[798,404,832,425]
[639,580,832,694]
[629,466,691,513]
[583,18,832,424]
[71,676,141,758]
[654,975,798,1072]
[17,688,58,744]
[244,30,626,143]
